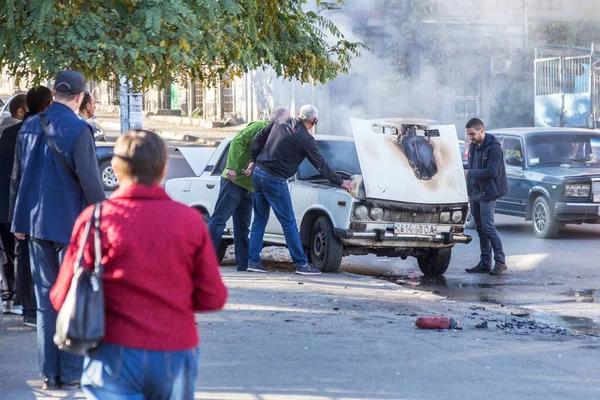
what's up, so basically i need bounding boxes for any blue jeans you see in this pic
[81,343,200,399]
[248,167,308,267]
[207,178,253,271]
[29,238,83,381]
[470,200,506,266]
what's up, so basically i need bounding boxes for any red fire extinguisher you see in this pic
[415,317,458,329]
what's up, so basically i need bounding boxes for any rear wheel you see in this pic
[417,248,452,276]
[532,196,560,239]
[309,216,343,273]
[99,159,118,191]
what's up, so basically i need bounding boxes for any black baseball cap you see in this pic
[53,70,86,95]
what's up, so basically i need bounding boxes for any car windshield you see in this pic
[297,140,362,179]
[526,134,600,166]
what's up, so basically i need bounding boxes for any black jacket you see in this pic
[250,117,343,186]
[0,119,24,223]
[466,133,508,201]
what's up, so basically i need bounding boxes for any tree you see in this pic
[0,1,365,90]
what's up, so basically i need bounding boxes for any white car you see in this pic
[165,118,472,276]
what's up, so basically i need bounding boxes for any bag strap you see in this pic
[74,202,103,275]
[39,113,79,183]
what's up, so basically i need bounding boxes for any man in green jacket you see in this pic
[208,108,290,271]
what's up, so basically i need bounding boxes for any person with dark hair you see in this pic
[78,91,95,120]
[0,86,52,326]
[0,94,27,139]
[51,129,227,399]
[10,71,105,390]
[208,107,290,271]
[464,117,509,275]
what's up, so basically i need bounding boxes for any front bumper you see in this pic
[554,202,600,216]
[334,228,472,245]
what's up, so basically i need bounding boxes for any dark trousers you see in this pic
[0,223,15,300]
[29,237,83,381]
[470,200,506,266]
[207,178,253,271]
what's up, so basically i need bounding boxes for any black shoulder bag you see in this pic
[54,202,105,355]
[40,113,79,183]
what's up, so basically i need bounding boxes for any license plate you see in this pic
[394,223,438,235]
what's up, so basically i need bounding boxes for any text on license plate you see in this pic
[394,223,437,235]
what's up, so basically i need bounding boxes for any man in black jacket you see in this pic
[0,86,52,325]
[244,104,354,275]
[464,118,509,275]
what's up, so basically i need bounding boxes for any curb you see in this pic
[156,130,222,147]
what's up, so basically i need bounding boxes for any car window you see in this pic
[212,143,231,176]
[526,134,600,165]
[297,140,362,180]
[502,137,523,162]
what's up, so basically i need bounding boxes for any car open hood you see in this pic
[350,118,468,205]
[176,147,218,176]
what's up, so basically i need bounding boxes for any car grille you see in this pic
[383,210,439,224]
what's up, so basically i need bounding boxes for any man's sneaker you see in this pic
[490,262,507,275]
[2,300,13,314]
[23,316,37,328]
[42,376,60,390]
[465,262,491,274]
[295,263,322,275]
[247,264,268,273]
[60,380,81,390]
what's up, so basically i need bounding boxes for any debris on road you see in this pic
[416,316,458,329]
[475,321,488,329]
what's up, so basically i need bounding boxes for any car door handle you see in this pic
[206,184,215,189]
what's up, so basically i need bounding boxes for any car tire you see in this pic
[532,196,560,239]
[416,248,452,277]
[464,208,476,229]
[309,216,343,273]
[199,210,229,263]
[99,159,119,191]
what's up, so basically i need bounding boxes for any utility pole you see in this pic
[119,78,143,134]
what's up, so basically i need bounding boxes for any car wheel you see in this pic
[416,248,452,277]
[464,208,476,229]
[532,196,560,239]
[309,216,343,273]
[199,210,228,263]
[99,160,119,191]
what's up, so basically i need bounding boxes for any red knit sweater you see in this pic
[50,185,227,351]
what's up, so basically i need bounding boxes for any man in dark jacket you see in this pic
[10,71,105,390]
[464,118,509,275]
[244,104,354,275]
[0,86,52,326]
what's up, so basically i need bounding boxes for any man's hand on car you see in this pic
[341,180,355,191]
[242,162,255,177]
[226,169,237,182]
[14,233,26,240]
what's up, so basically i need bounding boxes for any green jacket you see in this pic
[222,121,268,192]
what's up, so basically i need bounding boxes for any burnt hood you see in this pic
[350,118,468,205]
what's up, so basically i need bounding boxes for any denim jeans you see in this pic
[0,224,15,299]
[248,167,308,267]
[81,343,200,400]
[470,200,506,266]
[29,238,83,381]
[207,178,253,271]
[16,237,36,320]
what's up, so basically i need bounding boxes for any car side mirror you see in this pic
[505,155,523,166]
[586,114,596,129]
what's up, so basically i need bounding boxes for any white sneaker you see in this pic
[2,300,13,314]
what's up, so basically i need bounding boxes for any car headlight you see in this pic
[354,204,369,220]
[370,207,384,221]
[451,210,463,223]
[440,211,451,223]
[564,184,590,197]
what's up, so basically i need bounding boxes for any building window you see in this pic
[193,81,204,117]
[221,84,234,116]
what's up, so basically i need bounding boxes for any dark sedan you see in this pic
[489,127,600,238]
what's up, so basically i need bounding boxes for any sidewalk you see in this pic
[95,112,246,146]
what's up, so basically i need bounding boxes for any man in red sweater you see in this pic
[51,129,227,397]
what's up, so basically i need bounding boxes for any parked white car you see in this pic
[165,118,471,276]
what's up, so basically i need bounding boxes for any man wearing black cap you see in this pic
[10,71,105,390]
